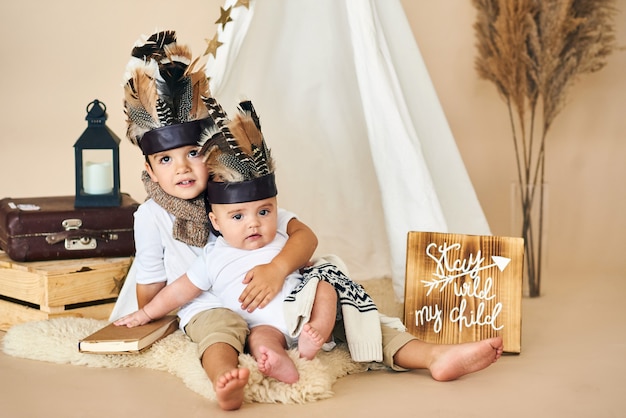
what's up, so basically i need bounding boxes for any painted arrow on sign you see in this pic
[441,256,512,280]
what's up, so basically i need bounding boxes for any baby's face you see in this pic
[209,197,278,250]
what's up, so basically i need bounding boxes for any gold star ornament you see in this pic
[204,34,223,58]
[215,6,233,30]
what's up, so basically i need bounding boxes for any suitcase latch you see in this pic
[61,219,98,250]
[62,219,83,230]
[45,218,119,250]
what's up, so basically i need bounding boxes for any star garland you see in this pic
[203,0,250,58]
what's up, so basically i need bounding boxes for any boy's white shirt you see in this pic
[109,198,296,325]
[134,199,210,286]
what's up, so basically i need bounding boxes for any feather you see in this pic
[233,101,273,173]
[204,139,245,182]
[227,114,256,156]
[125,62,159,121]
[230,105,274,175]
[203,106,274,182]
[126,30,193,123]
[123,63,161,146]
[203,125,254,172]
[238,100,262,131]
[157,42,193,121]
[131,30,176,62]
[188,64,211,121]
[123,30,217,149]
[203,96,230,128]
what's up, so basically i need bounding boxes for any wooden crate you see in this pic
[0,252,131,331]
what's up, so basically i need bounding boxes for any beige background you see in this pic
[1,3,625,416]
[0,0,624,281]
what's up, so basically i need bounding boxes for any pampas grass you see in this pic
[472,0,617,296]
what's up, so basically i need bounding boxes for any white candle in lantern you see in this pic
[84,161,113,195]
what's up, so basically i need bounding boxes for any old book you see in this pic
[78,315,178,354]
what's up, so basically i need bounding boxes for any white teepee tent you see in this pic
[206,0,490,301]
[110,0,492,320]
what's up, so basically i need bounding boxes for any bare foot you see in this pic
[257,346,299,384]
[429,336,504,381]
[215,367,250,411]
[298,323,325,360]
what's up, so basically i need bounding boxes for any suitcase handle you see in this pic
[45,230,119,245]
[44,218,119,245]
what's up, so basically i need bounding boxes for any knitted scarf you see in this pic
[141,171,210,247]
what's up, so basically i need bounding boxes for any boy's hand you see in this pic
[114,308,152,328]
[239,263,284,312]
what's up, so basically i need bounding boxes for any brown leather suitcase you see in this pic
[0,194,139,261]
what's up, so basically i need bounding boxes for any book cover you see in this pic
[78,315,179,354]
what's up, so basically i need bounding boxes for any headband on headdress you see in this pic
[202,100,277,204]
[123,30,222,155]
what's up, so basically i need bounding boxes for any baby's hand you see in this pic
[114,308,152,328]
[240,263,283,312]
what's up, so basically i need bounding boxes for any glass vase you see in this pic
[510,182,548,297]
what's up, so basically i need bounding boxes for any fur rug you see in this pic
[1,317,375,404]
[2,278,401,405]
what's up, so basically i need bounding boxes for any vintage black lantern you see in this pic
[74,99,122,207]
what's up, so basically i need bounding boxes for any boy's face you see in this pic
[209,197,278,251]
[145,145,209,200]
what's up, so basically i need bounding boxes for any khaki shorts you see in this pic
[380,323,417,371]
[184,308,249,358]
[333,321,416,371]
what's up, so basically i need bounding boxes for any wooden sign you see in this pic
[404,232,523,353]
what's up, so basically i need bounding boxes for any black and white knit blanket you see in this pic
[284,259,383,362]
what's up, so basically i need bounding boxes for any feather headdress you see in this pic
[202,100,277,205]
[123,30,226,155]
